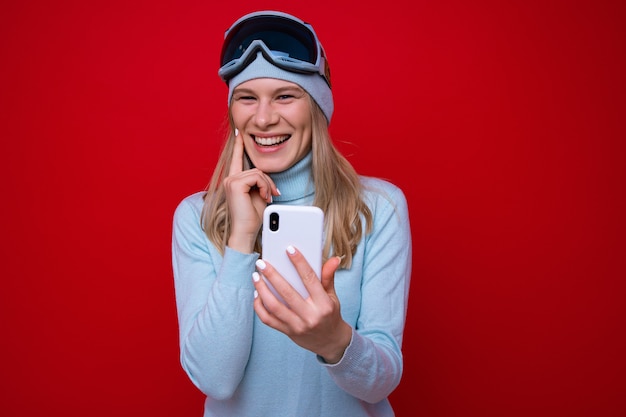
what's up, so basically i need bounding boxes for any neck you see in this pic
[269,152,314,203]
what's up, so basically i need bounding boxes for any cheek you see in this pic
[287,106,312,129]
[230,111,244,128]
[295,119,313,148]
[230,104,251,126]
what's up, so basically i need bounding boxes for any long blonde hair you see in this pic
[201,95,372,268]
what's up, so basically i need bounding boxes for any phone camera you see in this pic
[269,212,279,231]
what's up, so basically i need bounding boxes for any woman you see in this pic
[172,10,412,416]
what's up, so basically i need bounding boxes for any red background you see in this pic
[2,1,625,416]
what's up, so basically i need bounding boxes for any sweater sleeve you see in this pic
[322,180,413,403]
[171,193,259,399]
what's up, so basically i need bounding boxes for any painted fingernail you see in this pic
[234,128,239,137]
[276,188,281,195]
[252,272,260,282]
[254,290,258,299]
[255,259,266,270]
[286,245,296,255]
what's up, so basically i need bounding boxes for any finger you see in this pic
[320,255,342,292]
[253,285,285,331]
[285,246,329,300]
[251,170,276,204]
[228,129,244,176]
[223,170,275,211]
[252,269,296,330]
[242,169,275,204]
[255,259,304,309]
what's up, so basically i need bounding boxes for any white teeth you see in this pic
[254,135,289,146]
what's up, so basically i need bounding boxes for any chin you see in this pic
[249,153,294,174]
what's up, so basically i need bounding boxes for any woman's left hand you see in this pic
[252,248,352,364]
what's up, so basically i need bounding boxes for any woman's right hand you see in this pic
[223,129,279,253]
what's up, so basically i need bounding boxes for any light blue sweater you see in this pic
[172,152,412,416]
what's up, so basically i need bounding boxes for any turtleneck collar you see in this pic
[269,151,315,204]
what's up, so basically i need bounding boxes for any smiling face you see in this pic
[230,78,313,174]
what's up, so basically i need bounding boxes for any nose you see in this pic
[253,99,279,128]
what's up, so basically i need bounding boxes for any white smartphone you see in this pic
[261,204,324,303]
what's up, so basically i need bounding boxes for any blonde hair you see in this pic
[201,95,372,268]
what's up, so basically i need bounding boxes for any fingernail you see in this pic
[234,128,239,137]
[286,245,296,255]
[254,290,258,299]
[252,272,260,282]
[276,188,281,195]
[255,259,266,270]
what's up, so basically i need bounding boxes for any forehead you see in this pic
[233,78,304,94]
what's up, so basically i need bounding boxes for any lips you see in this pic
[252,135,291,146]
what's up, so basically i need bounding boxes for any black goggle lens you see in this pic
[220,16,319,67]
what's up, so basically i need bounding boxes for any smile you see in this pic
[252,135,291,146]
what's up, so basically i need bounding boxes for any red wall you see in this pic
[2,1,625,416]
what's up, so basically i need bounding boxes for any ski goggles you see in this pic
[218,11,331,87]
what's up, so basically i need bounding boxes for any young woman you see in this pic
[172,10,412,416]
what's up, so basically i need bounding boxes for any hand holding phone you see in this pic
[261,205,324,303]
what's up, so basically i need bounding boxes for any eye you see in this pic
[277,94,295,100]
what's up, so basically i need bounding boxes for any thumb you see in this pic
[320,256,342,292]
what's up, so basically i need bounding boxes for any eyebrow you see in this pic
[233,85,305,95]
